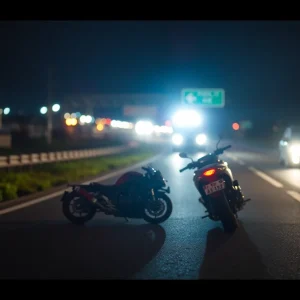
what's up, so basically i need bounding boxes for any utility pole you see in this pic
[0,109,2,130]
[46,67,53,145]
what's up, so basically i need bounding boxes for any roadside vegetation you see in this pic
[0,146,157,202]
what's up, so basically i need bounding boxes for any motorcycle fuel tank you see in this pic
[115,171,144,186]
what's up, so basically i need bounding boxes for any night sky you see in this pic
[1,20,300,120]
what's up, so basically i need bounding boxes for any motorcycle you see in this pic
[60,165,172,225]
[179,137,251,232]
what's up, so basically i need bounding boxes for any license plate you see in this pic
[203,180,225,195]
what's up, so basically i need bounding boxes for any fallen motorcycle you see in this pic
[60,165,172,225]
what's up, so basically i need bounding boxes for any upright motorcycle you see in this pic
[60,165,172,225]
[179,137,251,232]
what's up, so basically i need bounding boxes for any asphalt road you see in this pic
[0,140,300,279]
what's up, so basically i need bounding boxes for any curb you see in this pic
[0,153,164,215]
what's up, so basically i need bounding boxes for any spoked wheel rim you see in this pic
[144,197,168,220]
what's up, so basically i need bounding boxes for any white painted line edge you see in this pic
[236,159,245,166]
[0,153,163,216]
[286,190,300,202]
[248,166,283,188]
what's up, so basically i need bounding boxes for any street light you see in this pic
[40,106,48,114]
[0,108,9,129]
[52,104,60,112]
[3,107,10,115]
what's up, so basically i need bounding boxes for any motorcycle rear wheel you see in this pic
[143,193,173,224]
[62,193,96,225]
[215,192,238,233]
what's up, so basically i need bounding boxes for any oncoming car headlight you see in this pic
[195,134,207,145]
[289,145,300,164]
[172,133,183,145]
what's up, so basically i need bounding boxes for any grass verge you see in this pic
[0,145,158,202]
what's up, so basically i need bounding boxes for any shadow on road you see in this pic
[198,223,272,279]
[0,221,166,279]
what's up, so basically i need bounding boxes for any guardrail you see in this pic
[0,144,134,169]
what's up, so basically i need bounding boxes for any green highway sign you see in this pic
[181,88,225,108]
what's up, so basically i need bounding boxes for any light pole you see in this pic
[47,67,53,145]
[0,107,10,129]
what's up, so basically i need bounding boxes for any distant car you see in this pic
[170,108,207,152]
[171,130,208,152]
[279,126,300,167]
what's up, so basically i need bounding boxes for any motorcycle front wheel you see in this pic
[62,193,96,225]
[143,193,173,224]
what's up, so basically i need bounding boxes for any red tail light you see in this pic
[203,168,216,176]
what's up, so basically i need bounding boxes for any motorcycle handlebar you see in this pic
[179,166,189,173]
[179,162,194,173]
[179,145,232,173]
[214,145,231,155]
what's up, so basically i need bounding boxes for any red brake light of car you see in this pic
[203,169,216,176]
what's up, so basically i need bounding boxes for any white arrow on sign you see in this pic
[185,93,197,104]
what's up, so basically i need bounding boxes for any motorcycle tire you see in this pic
[216,192,238,233]
[143,193,173,224]
[62,193,96,225]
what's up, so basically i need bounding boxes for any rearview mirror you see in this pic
[179,152,188,158]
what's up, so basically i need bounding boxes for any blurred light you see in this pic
[290,144,300,164]
[120,121,130,129]
[292,155,300,165]
[40,106,47,114]
[203,169,216,176]
[66,118,77,126]
[165,120,172,127]
[64,113,71,119]
[135,121,154,135]
[172,133,184,145]
[196,134,207,145]
[172,109,201,127]
[71,113,77,118]
[154,125,173,134]
[0,109,3,115]
[76,112,81,118]
[96,123,104,131]
[3,107,10,115]
[154,125,161,133]
[80,115,86,124]
[128,122,134,129]
[52,104,60,112]
[85,115,92,124]
[232,123,240,131]
[111,120,118,128]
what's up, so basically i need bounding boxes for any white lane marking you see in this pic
[286,190,300,202]
[0,154,163,215]
[248,166,283,188]
[236,159,245,166]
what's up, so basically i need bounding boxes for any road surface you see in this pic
[0,141,300,279]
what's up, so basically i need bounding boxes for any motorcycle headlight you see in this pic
[195,134,207,145]
[172,133,183,145]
